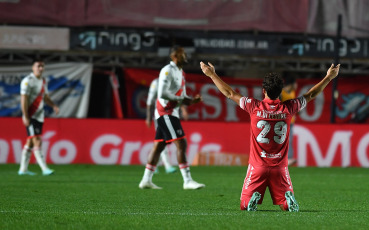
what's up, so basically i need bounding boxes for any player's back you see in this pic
[240,96,305,167]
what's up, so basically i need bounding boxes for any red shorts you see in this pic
[240,164,294,210]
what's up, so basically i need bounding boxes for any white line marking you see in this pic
[0,210,241,216]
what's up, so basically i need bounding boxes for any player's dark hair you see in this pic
[170,45,183,56]
[32,58,44,65]
[262,73,284,100]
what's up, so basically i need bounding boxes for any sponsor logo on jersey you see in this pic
[260,150,282,158]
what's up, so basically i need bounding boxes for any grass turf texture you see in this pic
[1,165,369,230]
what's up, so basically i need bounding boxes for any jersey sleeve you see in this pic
[20,77,30,95]
[146,79,158,106]
[239,96,257,114]
[284,96,307,115]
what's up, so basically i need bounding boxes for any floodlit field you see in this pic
[1,164,368,230]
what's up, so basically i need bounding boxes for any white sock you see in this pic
[179,163,192,183]
[33,147,49,171]
[142,164,156,182]
[19,145,32,172]
[160,148,172,170]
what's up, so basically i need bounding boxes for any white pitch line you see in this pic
[0,210,241,216]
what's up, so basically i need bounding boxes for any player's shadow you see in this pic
[247,209,367,213]
[254,209,320,212]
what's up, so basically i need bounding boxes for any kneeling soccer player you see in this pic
[200,61,340,211]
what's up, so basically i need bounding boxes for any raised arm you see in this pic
[200,62,242,105]
[303,64,340,103]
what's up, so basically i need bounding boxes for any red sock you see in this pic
[145,164,156,171]
[179,163,188,169]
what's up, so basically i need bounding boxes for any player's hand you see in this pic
[22,115,30,127]
[327,64,340,80]
[192,94,202,104]
[182,95,202,106]
[145,118,152,128]
[53,105,60,115]
[200,62,216,78]
[182,97,192,106]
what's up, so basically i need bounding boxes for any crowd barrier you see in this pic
[1,118,368,167]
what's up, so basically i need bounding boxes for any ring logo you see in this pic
[79,32,96,49]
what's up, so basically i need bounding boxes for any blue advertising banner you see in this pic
[0,63,92,118]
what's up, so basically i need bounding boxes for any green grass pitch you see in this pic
[1,164,369,230]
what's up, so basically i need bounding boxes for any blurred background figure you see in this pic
[19,59,59,176]
[139,46,204,190]
[280,75,298,166]
[146,77,177,174]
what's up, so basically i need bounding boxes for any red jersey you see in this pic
[240,96,306,167]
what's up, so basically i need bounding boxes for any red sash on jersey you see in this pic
[28,79,45,117]
[156,78,185,116]
[174,78,185,96]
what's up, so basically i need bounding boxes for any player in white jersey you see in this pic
[18,59,59,176]
[139,46,205,190]
[146,78,177,174]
